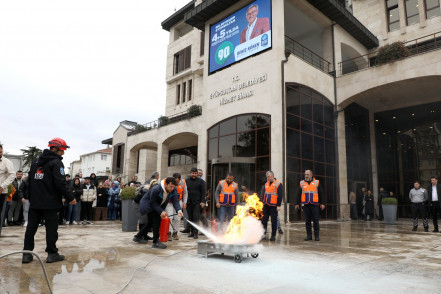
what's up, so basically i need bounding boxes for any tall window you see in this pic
[405,0,420,25]
[173,46,191,75]
[286,84,336,219]
[387,0,400,32]
[200,31,205,56]
[425,0,441,18]
[101,154,107,160]
[176,84,181,105]
[188,79,193,101]
[182,82,187,103]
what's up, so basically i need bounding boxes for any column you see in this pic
[337,109,350,220]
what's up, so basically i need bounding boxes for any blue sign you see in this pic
[209,0,272,75]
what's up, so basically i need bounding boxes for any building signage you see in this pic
[210,73,268,106]
[209,0,272,75]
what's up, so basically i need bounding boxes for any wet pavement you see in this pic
[0,219,440,293]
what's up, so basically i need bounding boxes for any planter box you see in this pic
[121,199,138,232]
[383,204,397,225]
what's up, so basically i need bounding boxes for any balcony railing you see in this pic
[339,31,441,75]
[285,36,332,74]
[128,105,202,136]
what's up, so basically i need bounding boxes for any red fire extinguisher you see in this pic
[211,219,218,233]
[159,216,170,242]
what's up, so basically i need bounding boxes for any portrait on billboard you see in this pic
[209,0,272,75]
[239,4,270,44]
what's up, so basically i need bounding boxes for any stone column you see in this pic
[369,111,379,211]
[398,0,407,34]
[337,109,350,220]
[418,0,427,28]
[156,144,169,179]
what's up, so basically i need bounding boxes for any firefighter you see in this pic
[22,138,76,263]
[260,171,283,241]
[295,170,325,241]
[215,173,239,230]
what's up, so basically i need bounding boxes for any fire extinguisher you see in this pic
[211,219,218,233]
[159,216,170,242]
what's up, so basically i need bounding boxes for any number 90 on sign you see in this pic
[215,41,234,65]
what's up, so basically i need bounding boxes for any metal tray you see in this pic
[197,240,259,263]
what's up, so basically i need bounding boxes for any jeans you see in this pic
[23,199,30,223]
[218,205,235,229]
[66,204,77,222]
[108,207,117,220]
[0,194,6,235]
[8,199,22,222]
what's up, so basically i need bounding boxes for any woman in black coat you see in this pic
[364,190,375,221]
[67,178,82,224]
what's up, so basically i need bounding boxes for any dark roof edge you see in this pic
[161,1,196,31]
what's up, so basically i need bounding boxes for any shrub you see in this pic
[120,186,136,200]
[376,42,411,65]
[187,105,202,119]
[382,197,398,205]
[158,115,169,127]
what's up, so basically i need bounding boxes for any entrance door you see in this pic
[210,157,256,218]
[353,181,367,217]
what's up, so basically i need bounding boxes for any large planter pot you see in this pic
[383,204,397,225]
[121,199,138,232]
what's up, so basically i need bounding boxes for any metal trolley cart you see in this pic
[197,240,259,263]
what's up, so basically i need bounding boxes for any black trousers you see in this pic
[23,208,59,254]
[136,211,161,242]
[430,201,440,230]
[261,205,278,237]
[187,202,200,234]
[80,202,93,221]
[0,194,6,236]
[378,203,384,219]
[411,202,428,228]
[303,204,320,237]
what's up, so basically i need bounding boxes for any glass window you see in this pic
[300,94,312,120]
[208,138,218,160]
[237,115,255,132]
[425,0,441,18]
[287,157,300,173]
[219,118,236,136]
[314,137,325,162]
[237,131,255,157]
[314,123,324,137]
[209,125,218,138]
[286,87,300,115]
[301,133,313,160]
[256,115,270,128]
[257,128,270,156]
[256,157,270,172]
[301,159,314,172]
[218,135,236,157]
[387,0,401,31]
[324,104,334,126]
[314,162,325,176]
[313,98,324,124]
[405,0,420,25]
[325,140,335,163]
[287,114,300,130]
[326,164,335,178]
[287,129,300,157]
[301,119,313,134]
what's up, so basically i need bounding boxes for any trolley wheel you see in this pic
[251,253,259,258]
[234,254,243,263]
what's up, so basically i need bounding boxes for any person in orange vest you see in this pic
[215,173,239,230]
[295,170,325,241]
[259,171,283,241]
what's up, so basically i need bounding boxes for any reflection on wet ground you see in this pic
[0,219,440,293]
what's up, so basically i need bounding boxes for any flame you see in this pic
[222,193,263,243]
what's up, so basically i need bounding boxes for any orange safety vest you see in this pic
[219,180,238,206]
[7,186,16,202]
[263,180,281,206]
[300,179,320,205]
[177,179,186,201]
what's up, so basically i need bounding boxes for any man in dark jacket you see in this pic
[135,177,183,249]
[428,176,441,232]
[22,138,76,264]
[378,187,388,221]
[185,168,206,239]
[8,171,24,225]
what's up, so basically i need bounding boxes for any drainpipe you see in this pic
[331,23,342,221]
[282,49,291,224]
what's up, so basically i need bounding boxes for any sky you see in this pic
[0,0,191,168]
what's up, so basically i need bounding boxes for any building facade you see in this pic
[104,0,441,221]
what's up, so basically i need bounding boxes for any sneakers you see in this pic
[433,229,439,232]
[82,221,87,225]
[172,232,179,240]
[188,232,195,238]
[86,221,93,225]
[143,235,153,241]
[167,232,172,242]
[66,221,70,225]
[193,233,199,239]
[22,253,33,264]
[278,228,284,234]
[23,222,28,227]
[133,236,147,244]
[73,221,78,225]
[152,241,167,249]
[46,253,65,263]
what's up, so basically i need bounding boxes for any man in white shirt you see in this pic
[428,176,441,232]
[0,144,16,236]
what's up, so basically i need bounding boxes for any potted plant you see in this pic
[382,197,398,225]
[187,105,202,119]
[376,41,411,65]
[120,186,138,232]
[158,115,169,127]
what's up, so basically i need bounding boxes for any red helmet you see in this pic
[48,138,70,151]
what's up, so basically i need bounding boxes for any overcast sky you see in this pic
[0,0,191,169]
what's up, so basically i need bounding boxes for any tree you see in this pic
[21,146,42,170]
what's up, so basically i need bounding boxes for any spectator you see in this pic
[66,178,82,225]
[364,190,375,221]
[19,176,29,226]
[128,176,141,186]
[144,172,159,186]
[349,191,357,220]
[80,177,96,225]
[378,187,388,221]
[428,176,441,232]
[409,181,428,232]
[8,171,24,225]
[107,181,121,220]
[95,182,109,221]
[186,168,206,239]
[90,173,98,187]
